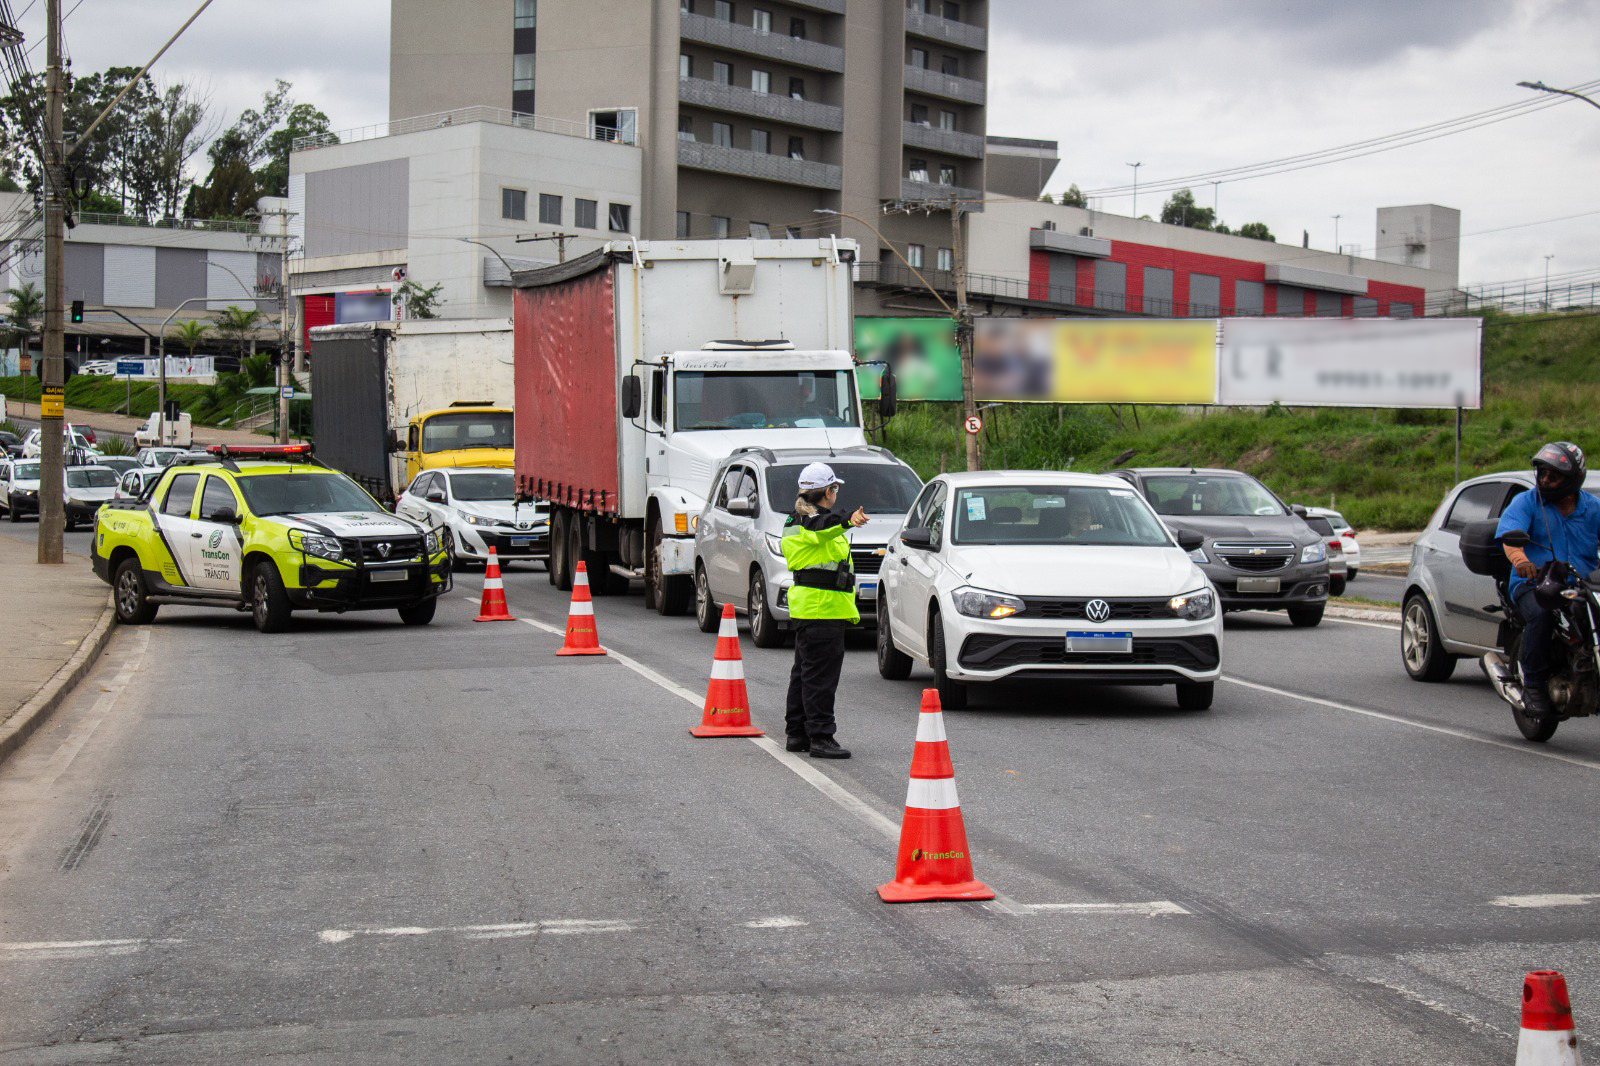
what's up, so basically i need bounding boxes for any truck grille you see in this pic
[343,535,424,563]
[1213,541,1295,572]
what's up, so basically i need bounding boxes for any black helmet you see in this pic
[1533,441,1586,503]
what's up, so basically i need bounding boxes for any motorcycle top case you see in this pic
[1459,519,1512,578]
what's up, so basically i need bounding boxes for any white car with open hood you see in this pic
[876,471,1224,711]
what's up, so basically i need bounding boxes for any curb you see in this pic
[1326,604,1401,624]
[0,593,117,767]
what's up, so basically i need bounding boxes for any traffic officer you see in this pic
[782,461,867,759]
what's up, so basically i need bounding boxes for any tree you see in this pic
[170,318,211,358]
[1160,188,1216,230]
[256,103,337,197]
[1237,222,1276,242]
[212,306,264,363]
[1039,192,1054,204]
[3,282,43,370]
[1059,184,1087,208]
[395,280,445,320]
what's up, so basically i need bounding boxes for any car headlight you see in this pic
[425,529,443,555]
[1187,545,1208,563]
[1301,542,1326,563]
[462,513,482,526]
[1168,588,1215,620]
[766,532,784,556]
[290,530,344,562]
[952,586,1026,619]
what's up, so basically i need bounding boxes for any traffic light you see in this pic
[70,300,83,323]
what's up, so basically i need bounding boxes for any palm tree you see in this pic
[211,305,264,371]
[3,282,43,413]
[170,318,211,360]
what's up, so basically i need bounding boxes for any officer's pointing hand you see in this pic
[850,507,867,527]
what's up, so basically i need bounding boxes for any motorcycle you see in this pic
[1461,521,1600,742]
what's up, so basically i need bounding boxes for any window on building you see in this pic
[576,198,598,229]
[908,158,929,182]
[939,164,957,185]
[712,121,733,147]
[590,109,637,144]
[789,16,806,38]
[786,226,802,238]
[750,128,770,153]
[680,54,692,79]
[539,193,562,225]
[939,109,956,131]
[910,103,929,126]
[752,69,770,94]
[501,188,527,220]
[678,114,695,140]
[712,216,730,238]
[753,7,771,33]
[940,54,960,76]
[942,1,959,19]
[609,203,631,232]
[749,221,770,239]
[908,244,925,268]
[713,61,732,86]
[677,211,691,238]
[713,0,733,21]
[910,47,928,69]
[514,0,537,27]
[788,136,805,160]
[789,76,805,100]
[936,247,953,271]
[513,53,536,92]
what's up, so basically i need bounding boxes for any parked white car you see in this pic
[63,464,119,530]
[1,457,42,520]
[133,446,188,469]
[21,427,100,459]
[876,471,1223,710]
[114,466,162,501]
[1305,506,1361,578]
[395,467,549,568]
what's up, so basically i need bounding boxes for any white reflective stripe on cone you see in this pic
[710,659,745,681]
[567,601,594,616]
[718,616,738,638]
[484,577,503,590]
[574,572,591,587]
[1515,1027,1581,1065]
[905,777,960,811]
[915,712,947,743]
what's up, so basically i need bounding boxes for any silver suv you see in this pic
[1401,470,1600,681]
[692,446,923,646]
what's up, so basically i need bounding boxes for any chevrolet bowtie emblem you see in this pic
[1249,548,1266,555]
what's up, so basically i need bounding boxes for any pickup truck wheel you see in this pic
[650,521,691,616]
[748,570,782,647]
[694,563,720,633]
[251,560,293,633]
[876,589,913,680]
[930,610,968,710]
[398,598,437,626]
[113,558,158,625]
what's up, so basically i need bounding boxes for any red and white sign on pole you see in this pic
[964,415,983,435]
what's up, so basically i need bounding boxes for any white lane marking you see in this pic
[745,916,808,929]
[1027,901,1190,916]
[1222,676,1600,772]
[511,609,1034,918]
[1324,616,1400,631]
[321,919,635,943]
[1367,978,1515,1040]
[1491,893,1600,909]
[0,937,179,961]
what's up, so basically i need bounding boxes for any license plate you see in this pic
[1066,631,1133,654]
[369,569,409,583]
[1236,577,1281,593]
[509,538,533,547]
[857,580,878,601]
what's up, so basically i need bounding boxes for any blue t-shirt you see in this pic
[1496,487,1600,597]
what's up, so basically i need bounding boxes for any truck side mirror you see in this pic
[877,368,898,419]
[621,375,642,419]
[388,429,402,454]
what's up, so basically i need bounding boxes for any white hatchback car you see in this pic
[1305,506,1360,578]
[876,472,1223,710]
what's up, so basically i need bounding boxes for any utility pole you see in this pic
[37,0,65,564]
[1127,162,1142,219]
[949,197,977,471]
[272,206,292,442]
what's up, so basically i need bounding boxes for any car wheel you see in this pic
[929,609,967,710]
[398,598,437,626]
[7,500,18,522]
[1400,593,1456,682]
[113,557,158,625]
[694,563,719,633]
[1175,681,1214,711]
[1346,567,1358,581]
[876,589,913,680]
[748,570,782,647]
[251,560,293,634]
[64,517,76,532]
[650,520,691,616]
[1329,575,1346,598]
[1287,605,1324,628]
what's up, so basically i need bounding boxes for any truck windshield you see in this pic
[1139,475,1285,517]
[449,472,515,501]
[236,472,382,515]
[422,412,514,453]
[765,463,922,515]
[675,370,858,431]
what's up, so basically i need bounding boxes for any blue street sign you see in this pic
[116,360,144,375]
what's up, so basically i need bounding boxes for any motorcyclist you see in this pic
[1496,441,1600,719]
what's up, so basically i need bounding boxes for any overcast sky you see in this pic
[18,0,1600,294]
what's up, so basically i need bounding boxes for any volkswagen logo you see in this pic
[376,542,391,559]
[1085,599,1112,623]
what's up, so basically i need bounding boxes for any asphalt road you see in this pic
[1,543,1596,1063]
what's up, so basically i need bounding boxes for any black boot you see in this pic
[1523,678,1557,720]
[785,735,810,753]
[809,737,851,759]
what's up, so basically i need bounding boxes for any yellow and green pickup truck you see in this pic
[91,444,451,632]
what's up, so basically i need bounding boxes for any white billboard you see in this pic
[1217,318,1481,410]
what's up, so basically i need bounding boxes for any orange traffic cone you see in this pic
[1517,970,1583,1065]
[877,688,994,903]
[556,561,607,656]
[690,603,764,737]
[473,546,516,622]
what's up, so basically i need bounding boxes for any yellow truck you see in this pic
[396,403,515,488]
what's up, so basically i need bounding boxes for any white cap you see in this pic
[797,462,844,491]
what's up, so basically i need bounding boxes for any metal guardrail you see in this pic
[903,65,987,105]
[293,107,638,152]
[904,8,988,50]
[679,12,845,72]
[677,140,842,190]
[72,212,259,234]
[900,178,985,208]
[678,76,845,131]
[902,121,986,159]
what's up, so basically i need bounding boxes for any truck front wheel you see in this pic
[649,520,691,616]
[549,510,573,591]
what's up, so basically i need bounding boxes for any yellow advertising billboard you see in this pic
[974,319,1217,404]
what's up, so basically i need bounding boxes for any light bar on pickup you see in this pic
[206,443,315,460]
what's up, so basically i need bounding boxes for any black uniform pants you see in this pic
[785,619,848,741]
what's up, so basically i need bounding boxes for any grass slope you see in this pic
[877,310,1599,531]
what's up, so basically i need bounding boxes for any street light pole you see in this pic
[1545,254,1555,310]
[1128,162,1142,219]
[37,0,65,564]
[1332,214,1341,253]
[1518,80,1600,111]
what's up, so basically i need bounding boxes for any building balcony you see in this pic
[680,12,845,72]
[679,139,842,190]
[902,121,985,159]
[903,65,986,105]
[904,8,988,51]
[783,0,845,13]
[679,77,844,132]
[900,177,984,209]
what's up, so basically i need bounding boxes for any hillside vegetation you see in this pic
[878,310,1600,531]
